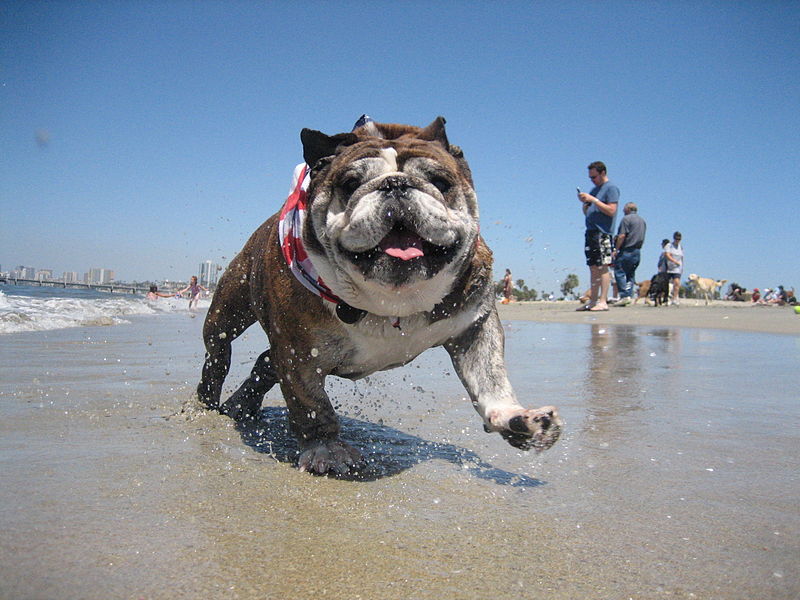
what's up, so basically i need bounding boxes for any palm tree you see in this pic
[560,273,580,300]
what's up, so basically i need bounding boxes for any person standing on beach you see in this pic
[177,276,208,311]
[657,238,670,272]
[502,268,514,304]
[577,161,619,311]
[664,231,684,306]
[612,202,646,306]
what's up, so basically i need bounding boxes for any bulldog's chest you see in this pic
[332,308,479,379]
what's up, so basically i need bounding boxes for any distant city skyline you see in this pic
[2,259,222,286]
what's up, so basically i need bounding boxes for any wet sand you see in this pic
[1,309,798,599]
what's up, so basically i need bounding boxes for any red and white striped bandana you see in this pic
[276,161,395,327]
[278,163,340,304]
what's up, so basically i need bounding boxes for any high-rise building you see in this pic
[199,260,221,288]
[63,271,80,283]
[36,269,54,281]
[87,268,115,284]
[15,266,36,279]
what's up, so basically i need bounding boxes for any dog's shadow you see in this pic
[235,406,544,488]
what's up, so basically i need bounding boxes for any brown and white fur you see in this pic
[633,279,651,304]
[196,118,561,475]
[688,273,727,305]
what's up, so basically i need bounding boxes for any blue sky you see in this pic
[2,1,798,294]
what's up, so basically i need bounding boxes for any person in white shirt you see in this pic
[664,232,684,306]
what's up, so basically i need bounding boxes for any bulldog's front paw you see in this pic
[486,406,562,452]
[298,439,364,475]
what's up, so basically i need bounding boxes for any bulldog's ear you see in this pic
[301,129,358,168]
[418,116,449,149]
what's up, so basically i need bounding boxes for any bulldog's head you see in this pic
[300,117,481,317]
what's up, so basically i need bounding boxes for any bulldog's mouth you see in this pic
[342,223,459,282]
[378,226,425,261]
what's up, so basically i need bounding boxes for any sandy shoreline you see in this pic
[498,299,800,335]
[1,311,798,599]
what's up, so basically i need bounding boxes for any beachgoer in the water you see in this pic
[177,276,208,310]
[146,284,172,301]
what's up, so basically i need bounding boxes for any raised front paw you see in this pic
[486,406,562,452]
[298,439,364,476]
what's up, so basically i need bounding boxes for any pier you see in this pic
[0,277,153,295]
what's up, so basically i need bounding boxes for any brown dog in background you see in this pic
[633,279,651,304]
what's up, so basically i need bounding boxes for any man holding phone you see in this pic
[576,161,619,311]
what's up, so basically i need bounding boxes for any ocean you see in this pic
[0,283,211,334]
[1,283,798,598]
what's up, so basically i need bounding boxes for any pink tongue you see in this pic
[379,231,425,261]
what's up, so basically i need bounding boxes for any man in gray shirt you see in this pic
[612,202,646,306]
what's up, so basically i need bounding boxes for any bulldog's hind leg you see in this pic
[197,294,257,410]
[220,349,278,421]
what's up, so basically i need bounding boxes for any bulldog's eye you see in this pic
[339,177,361,195]
[430,176,452,194]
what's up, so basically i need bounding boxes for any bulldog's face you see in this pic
[301,118,480,317]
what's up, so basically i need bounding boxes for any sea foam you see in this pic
[0,288,209,334]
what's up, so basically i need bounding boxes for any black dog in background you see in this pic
[649,272,671,306]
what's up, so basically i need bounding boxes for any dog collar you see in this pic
[278,164,367,325]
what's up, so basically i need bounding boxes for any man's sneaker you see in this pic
[615,297,631,306]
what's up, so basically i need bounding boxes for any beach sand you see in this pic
[1,305,798,599]
[498,299,800,336]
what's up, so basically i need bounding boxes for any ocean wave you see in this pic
[0,288,210,334]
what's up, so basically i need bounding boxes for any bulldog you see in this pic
[196,117,561,475]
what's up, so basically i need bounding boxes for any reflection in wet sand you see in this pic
[581,324,646,441]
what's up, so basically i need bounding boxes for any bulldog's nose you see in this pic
[379,175,409,192]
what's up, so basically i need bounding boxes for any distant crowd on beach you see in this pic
[726,284,797,306]
[497,160,794,310]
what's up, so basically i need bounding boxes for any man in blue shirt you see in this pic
[577,161,619,311]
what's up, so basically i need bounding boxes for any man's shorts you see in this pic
[584,230,613,267]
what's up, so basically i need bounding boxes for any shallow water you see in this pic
[0,312,798,599]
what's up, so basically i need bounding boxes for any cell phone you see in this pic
[576,187,582,194]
